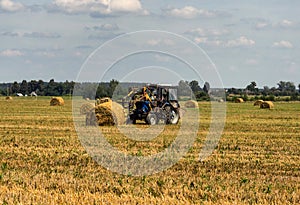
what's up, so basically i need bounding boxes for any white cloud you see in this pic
[255,22,269,29]
[24,32,61,39]
[194,38,223,47]
[52,0,108,14]
[165,6,216,19]
[278,19,293,28]
[0,0,24,12]
[85,23,119,31]
[0,49,24,57]
[147,39,174,46]
[272,40,293,48]
[186,28,229,37]
[51,0,146,15]
[226,36,255,47]
[109,0,142,12]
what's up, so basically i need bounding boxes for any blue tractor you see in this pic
[125,85,180,125]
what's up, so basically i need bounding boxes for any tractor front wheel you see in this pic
[146,113,158,125]
[164,106,180,125]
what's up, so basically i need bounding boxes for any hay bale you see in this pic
[254,100,264,106]
[235,98,244,103]
[80,103,95,115]
[95,97,112,105]
[50,97,64,106]
[86,101,125,126]
[5,96,13,100]
[184,100,198,108]
[260,101,274,109]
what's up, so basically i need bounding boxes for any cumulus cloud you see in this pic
[147,39,174,46]
[0,0,24,12]
[165,6,228,19]
[0,49,24,57]
[1,31,21,37]
[85,23,119,31]
[272,40,293,48]
[23,32,61,39]
[277,19,294,28]
[226,36,255,47]
[50,0,147,16]
[109,0,142,12]
[186,28,229,37]
[255,21,270,30]
[166,6,214,19]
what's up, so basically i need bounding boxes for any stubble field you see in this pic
[0,97,299,204]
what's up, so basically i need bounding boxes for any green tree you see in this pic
[20,80,28,95]
[189,80,201,93]
[108,79,119,97]
[37,80,45,95]
[246,81,257,92]
[277,81,296,95]
[10,81,20,94]
[203,82,210,94]
[45,79,59,96]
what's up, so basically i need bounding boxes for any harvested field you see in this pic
[0,98,299,204]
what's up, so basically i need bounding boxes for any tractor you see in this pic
[123,84,180,125]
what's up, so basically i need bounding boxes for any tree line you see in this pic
[1,79,299,101]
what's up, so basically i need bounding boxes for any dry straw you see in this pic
[260,101,274,109]
[235,98,244,103]
[86,100,125,126]
[254,100,264,106]
[50,97,65,106]
[184,100,198,108]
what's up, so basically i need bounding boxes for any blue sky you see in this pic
[0,0,299,88]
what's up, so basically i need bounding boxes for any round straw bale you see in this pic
[260,101,274,109]
[184,100,198,108]
[86,101,125,126]
[50,97,64,106]
[254,100,264,106]
[235,98,244,103]
[5,96,13,100]
[80,103,95,115]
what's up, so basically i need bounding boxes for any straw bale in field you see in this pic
[86,101,125,126]
[50,97,64,106]
[260,101,274,109]
[95,97,112,105]
[184,100,198,108]
[80,103,95,115]
[254,100,264,106]
[235,98,244,103]
[5,96,13,100]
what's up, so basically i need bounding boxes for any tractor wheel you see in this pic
[164,106,180,125]
[146,113,158,125]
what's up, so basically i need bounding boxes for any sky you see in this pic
[0,0,299,88]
